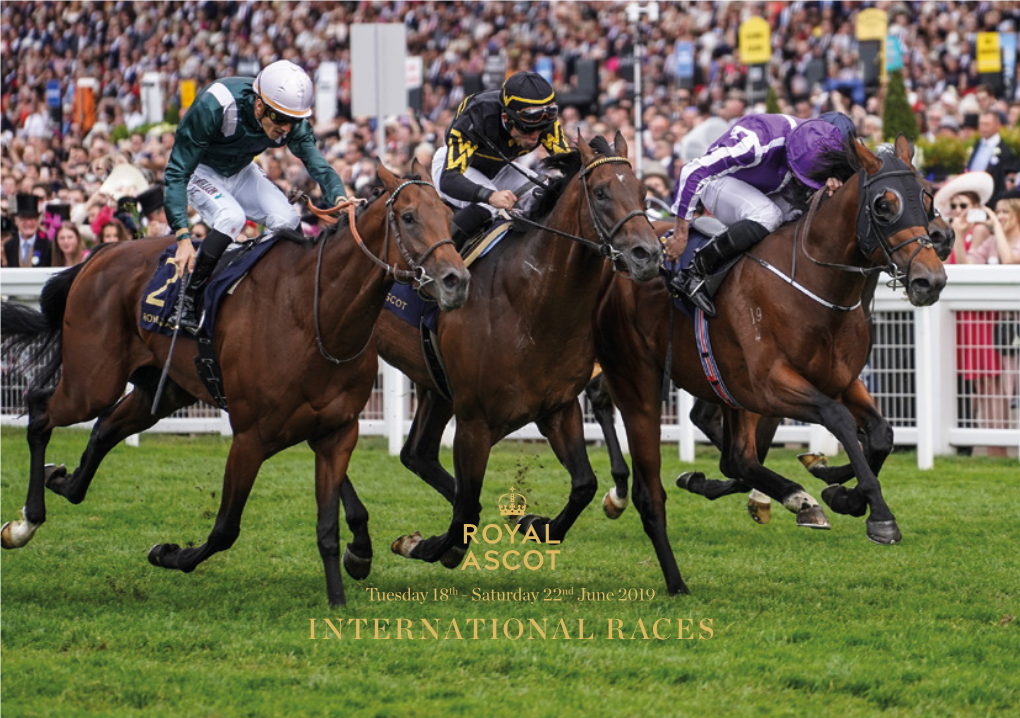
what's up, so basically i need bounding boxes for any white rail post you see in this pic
[383,360,405,455]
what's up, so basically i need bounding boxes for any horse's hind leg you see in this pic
[715,409,829,529]
[520,400,598,543]
[2,387,58,549]
[48,372,197,504]
[399,387,456,504]
[585,374,630,519]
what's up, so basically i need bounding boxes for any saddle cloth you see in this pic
[139,236,279,338]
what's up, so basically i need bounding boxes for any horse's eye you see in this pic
[594,189,607,201]
[401,212,416,224]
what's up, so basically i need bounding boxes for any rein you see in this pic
[295,180,455,364]
[509,155,649,268]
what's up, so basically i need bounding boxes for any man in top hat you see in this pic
[136,184,168,237]
[3,193,52,268]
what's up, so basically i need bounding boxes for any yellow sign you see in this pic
[976,32,1002,73]
[856,8,888,41]
[739,17,771,65]
[180,79,197,110]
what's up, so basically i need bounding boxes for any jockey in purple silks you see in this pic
[665,113,852,317]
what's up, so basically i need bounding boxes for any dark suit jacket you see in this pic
[3,234,52,267]
[967,135,1019,200]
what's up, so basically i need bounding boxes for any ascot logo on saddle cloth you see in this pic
[459,486,562,571]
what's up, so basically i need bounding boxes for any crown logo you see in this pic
[498,486,527,517]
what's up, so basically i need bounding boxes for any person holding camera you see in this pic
[934,172,994,264]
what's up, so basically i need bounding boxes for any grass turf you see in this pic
[1,427,1017,717]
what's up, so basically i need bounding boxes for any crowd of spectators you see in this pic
[2,0,1020,265]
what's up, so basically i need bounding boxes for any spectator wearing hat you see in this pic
[933,171,994,264]
[967,111,1019,200]
[3,193,52,268]
[135,184,168,237]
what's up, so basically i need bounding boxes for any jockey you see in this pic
[666,113,851,317]
[165,60,347,333]
[433,71,570,246]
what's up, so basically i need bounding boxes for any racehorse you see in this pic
[593,136,946,595]
[0,161,470,606]
[367,134,662,568]
[598,160,956,527]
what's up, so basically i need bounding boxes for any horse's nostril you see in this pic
[911,278,931,293]
[631,247,650,262]
[442,272,463,291]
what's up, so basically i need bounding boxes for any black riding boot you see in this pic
[178,229,233,333]
[671,219,771,317]
[451,204,495,250]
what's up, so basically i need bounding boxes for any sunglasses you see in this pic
[516,103,559,125]
[949,204,972,210]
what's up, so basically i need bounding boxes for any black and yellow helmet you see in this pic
[501,71,558,131]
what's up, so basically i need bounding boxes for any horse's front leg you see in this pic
[392,418,491,568]
[773,374,900,544]
[524,399,598,542]
[148,433,269,580]
[610,361,689,595]
[585,374,631,520]
[307,424,361,607]
[399,387,456,504]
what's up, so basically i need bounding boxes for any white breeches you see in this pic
[187,162,300,238]
[700,176,800,232]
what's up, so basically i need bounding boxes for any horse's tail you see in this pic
[1,262,87,392]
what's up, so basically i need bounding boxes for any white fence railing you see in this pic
[3,265,1018,467]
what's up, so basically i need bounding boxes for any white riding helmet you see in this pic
[253,60,313,119]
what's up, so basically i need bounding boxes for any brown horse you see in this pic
[593,137,946,595]
[0,162,469,606]
[360,134,662,567]
[599,161,957,527]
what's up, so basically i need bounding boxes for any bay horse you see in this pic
[597,164,956,527]
[0,161,469,606]
[363,134,661,568]
[593,136,946,595]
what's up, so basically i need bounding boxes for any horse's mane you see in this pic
[528,136,617,221]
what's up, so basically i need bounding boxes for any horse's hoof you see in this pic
[747,494,772,525]
[821,484,867,517]
[676,471,704,491]
[602,488,628,520]
[866,519,902,545]
[516,514,551,540]
[796,505,831,530]
[343,546,372,580]
[43,463,68,489]
[1,508,40,549]
[147,543,180,568]
[439,545,466,569]
[798,453,829,473]
[391,531,422,558]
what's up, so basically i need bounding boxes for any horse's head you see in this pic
[376,160,470,311]
[852,136,946,307]
[572,132,662,281]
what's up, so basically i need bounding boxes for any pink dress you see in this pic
[950,230,1000,381]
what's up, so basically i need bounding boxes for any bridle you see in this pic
[747,155,936,311]
[309,178,455,364]
[508,154,652,272]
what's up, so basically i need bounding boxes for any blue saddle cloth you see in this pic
[382,219,513,333]
[660,229,713,321]
[140,237,279,338]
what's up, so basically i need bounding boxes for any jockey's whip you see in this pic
[151,266,188,415]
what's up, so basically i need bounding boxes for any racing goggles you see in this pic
[262,104,302,126]
[514,103,559,126]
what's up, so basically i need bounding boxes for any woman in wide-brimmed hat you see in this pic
[933,171,994,264]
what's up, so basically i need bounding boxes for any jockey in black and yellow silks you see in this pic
[432,71,569,246]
